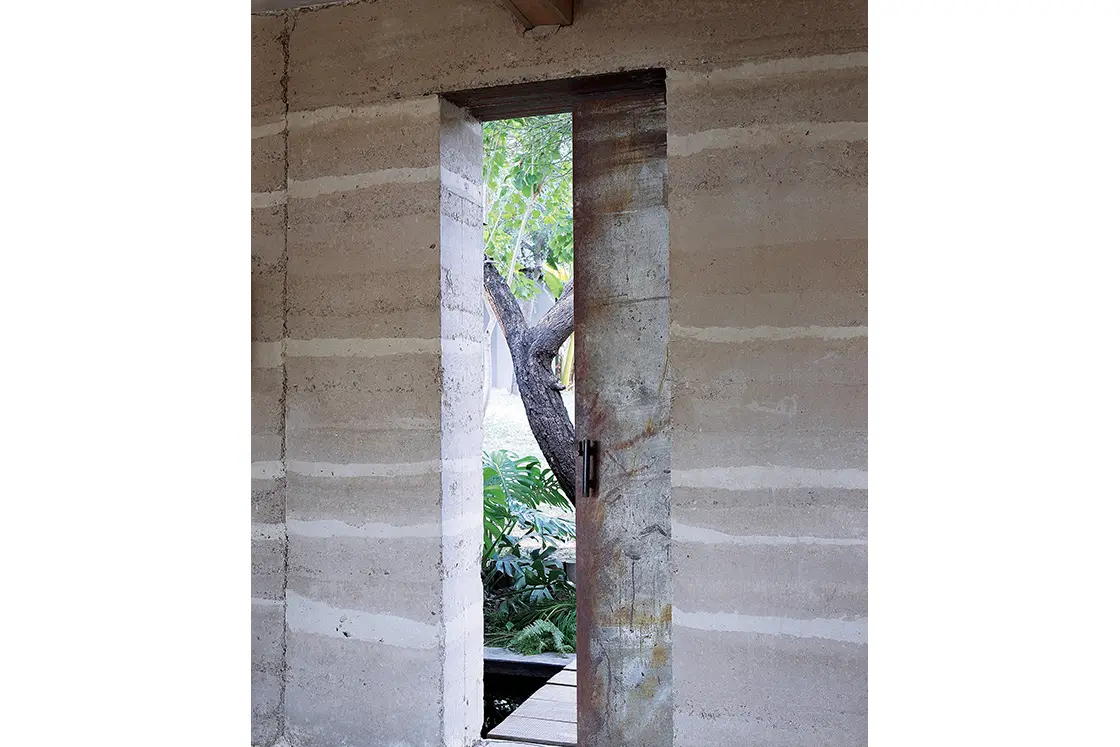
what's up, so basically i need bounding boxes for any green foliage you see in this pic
[484,586,577,655]
[484,449,572,512]
[481,449,576,654]
[482,450,574,604]
[483,449,573,559]
[483,114,573,300]
[481,115,579,660]
[510,619,571,656]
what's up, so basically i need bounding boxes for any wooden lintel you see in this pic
[500,0,574,29]
[443,69,665,122]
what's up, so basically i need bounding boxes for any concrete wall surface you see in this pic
[252,1,866,745]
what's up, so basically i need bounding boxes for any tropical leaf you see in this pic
[542,264,566,298]
[483,450,572,511]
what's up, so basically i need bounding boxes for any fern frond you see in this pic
[509,619,572,655]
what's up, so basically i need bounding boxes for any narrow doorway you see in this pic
[441,70,671,747]
[477,112,580,743]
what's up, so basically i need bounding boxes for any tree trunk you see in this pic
[483,260,577,502]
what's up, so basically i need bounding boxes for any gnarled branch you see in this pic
[530,280,574,364]
[484,260,577,501]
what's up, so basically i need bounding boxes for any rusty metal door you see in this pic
[573,88,673,747]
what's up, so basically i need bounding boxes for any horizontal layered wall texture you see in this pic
[253,12,487,745]
[666,51,867,746]
[281,87,446,747]
[251,12,288,747]
[252,1,866,745]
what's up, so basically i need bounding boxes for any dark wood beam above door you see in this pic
[500,0,573,29]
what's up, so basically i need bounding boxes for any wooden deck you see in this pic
[484,659,577,747]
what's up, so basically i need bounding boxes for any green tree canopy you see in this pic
[483,114,573,300]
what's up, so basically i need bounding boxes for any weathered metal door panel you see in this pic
[573,89,672,747]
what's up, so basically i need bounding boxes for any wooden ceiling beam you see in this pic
[500,0,574,29]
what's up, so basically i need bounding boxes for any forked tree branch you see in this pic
[483,260,577,501]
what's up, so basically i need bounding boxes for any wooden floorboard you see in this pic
[507,697,576,723]
[485,647,575,677]
[487,715,577,746]
[546,669,577,687]
[487,658,578,746]
[529,684,577,704]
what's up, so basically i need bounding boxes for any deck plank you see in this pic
[546,669,577,687]
[508,696,576,724]
[529,684,577,704]
[487,715,578,746]
[487,658,578,746]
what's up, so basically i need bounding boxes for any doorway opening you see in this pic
[439,69,671,747]
[476,112,578,740]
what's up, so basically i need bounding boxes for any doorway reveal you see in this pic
[478,110,578,740]
[440,69,671,747]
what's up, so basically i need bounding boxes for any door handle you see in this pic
[578,439,598,497]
